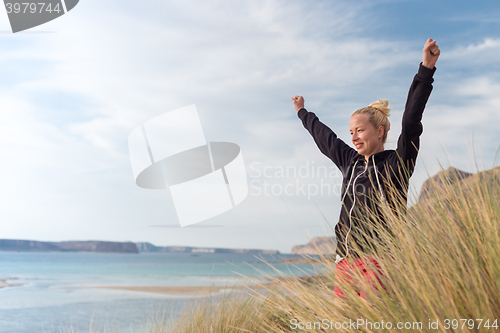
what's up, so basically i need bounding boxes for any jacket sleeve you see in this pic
[298,108,357,171]
[396,63,436,174]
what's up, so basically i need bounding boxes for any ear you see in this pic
[378,126,384,139]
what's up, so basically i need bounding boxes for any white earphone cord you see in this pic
[336,157,385,264]
[336,160,358,264]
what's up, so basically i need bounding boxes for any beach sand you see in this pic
[88,277,312,297]
[89,285,246,296]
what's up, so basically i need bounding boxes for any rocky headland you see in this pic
[0,239,138,253]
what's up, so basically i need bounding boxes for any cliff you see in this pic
[417,167,473,203]
[135,242,280,254]
[0,239,138,253]
[409,166,500,218]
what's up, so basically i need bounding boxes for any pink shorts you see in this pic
[334,256,387,299]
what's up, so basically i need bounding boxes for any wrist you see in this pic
[422,61,434,69]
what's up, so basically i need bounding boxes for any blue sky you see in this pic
[1,0,499,253]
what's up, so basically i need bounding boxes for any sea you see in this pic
[0,251,318,333]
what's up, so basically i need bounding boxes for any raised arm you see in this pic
[292,96,358,171]
[396,39,440,174]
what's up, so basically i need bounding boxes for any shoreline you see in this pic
[0,278,22,289]
[88,285,248,296]
[85,272,323,297]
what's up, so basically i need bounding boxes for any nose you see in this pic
[352,132,358,141]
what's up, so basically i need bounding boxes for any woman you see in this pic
[291,39,440,298]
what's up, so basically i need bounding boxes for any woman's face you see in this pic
[349,114,384,158]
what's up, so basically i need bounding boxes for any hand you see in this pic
[291,95,305,112]
[422,38,440,69]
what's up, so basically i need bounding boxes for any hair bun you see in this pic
[369,99,391,117]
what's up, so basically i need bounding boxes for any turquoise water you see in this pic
[0,251,315,332]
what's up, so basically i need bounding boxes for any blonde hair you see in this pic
[352,99,391,144]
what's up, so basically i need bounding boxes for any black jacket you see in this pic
[298,63,436,258]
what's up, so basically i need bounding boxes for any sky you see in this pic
[1,0,499,253]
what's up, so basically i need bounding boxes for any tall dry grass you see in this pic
[169,165,500,332]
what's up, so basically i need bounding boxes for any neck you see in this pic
[364,146,385,161]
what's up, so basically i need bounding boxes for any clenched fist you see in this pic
[291,95,305,112]
[423,38,440,69]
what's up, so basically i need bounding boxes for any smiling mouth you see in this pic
[355,143,363,149]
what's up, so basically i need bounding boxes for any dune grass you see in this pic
[58,164,499,332]
[167,165,500,332]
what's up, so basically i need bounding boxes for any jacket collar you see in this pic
[354,150,392,165]
[371,150,392,162]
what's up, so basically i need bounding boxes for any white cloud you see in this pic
[443,38,500,66]
[1,0,499,251]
